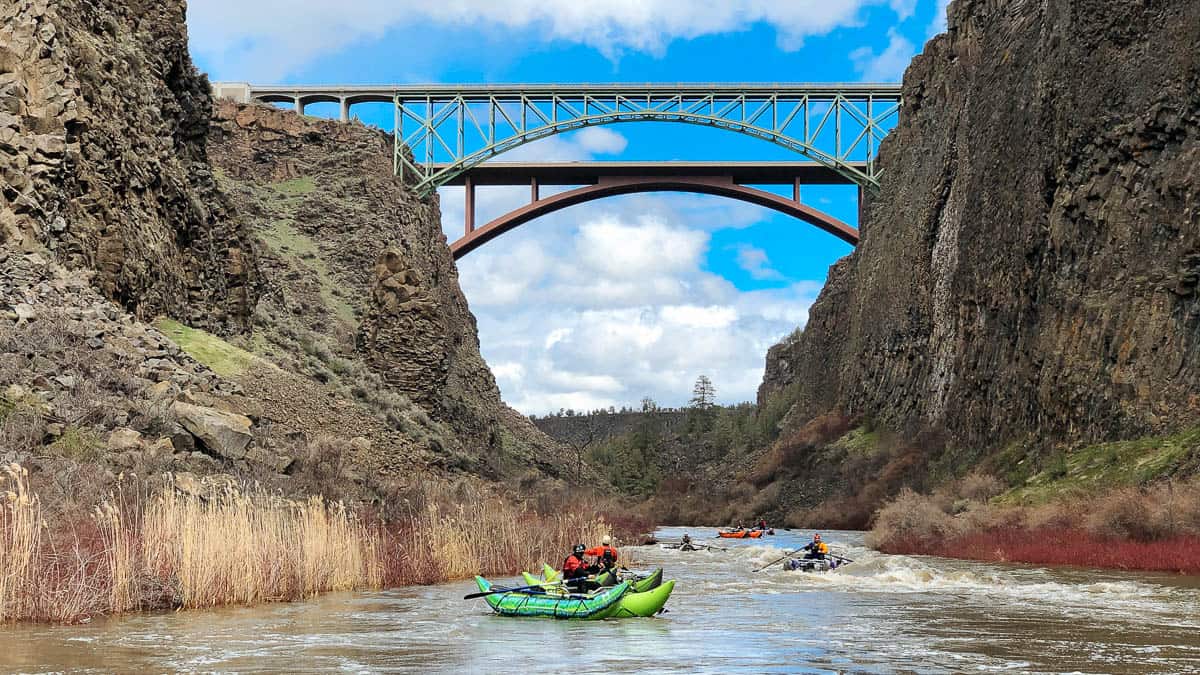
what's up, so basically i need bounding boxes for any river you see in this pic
[3,527,1199,674]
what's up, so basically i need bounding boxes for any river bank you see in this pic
[0,465,647,624]
[868,478,1200,574]
[6,529,1200,673]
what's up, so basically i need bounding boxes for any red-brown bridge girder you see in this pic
[449,175,859,259]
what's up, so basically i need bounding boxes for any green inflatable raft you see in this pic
[531,564,663,593]
[473,577,630,619]
[521,567,674,618]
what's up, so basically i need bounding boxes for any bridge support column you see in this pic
[793,177,801,203]
[531,177,539,202]
[340,98,350,122]
[295,97,305,116]
[858,185,865,231]
[464,175,476,235]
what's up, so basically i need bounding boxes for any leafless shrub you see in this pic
[865,488,960,549]
[957,472,1006,502]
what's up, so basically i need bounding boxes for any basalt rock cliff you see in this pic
[0,0,579,502]
[761,0,1200,458]
[207,101,573,480]
[0,0,256,332]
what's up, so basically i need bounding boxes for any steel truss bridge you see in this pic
[214,82,902,258]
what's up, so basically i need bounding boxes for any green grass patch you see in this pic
[258,220,356,327]
[154,318,261,378]
[829,426,880,455]
[48,426,103,462]
[1002,426,1200,503]
[269,176,316,196]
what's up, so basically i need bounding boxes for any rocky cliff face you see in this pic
[208,102,574,480]
[0,0,256,332]
[762,0,1200,454]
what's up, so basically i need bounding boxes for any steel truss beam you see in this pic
[237,83,901,196]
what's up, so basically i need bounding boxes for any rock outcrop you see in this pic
[170,402,253,460]
[0,0,256,332]
[208,101,578,480]
[761,0,1200,453]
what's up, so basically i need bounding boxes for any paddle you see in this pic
[753,547,807,572]
[463,583,552,600]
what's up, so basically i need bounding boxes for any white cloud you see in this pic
[927,0,951,38]
[850,28,916,82]
[889,0,919,21]
[188,0,910,80]
[735,244,784,280]
[572,127,628,155]
[453,194,837,414]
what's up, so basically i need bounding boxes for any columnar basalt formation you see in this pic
[0,0,256,332]
[208,101,571,477]
[761,0,1200,451]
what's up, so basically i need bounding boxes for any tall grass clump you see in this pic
[140,480,383,609]
[0,467,628,624]
[384,483,611,585]
[0,463,42,622]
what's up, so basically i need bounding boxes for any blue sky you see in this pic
[188,0,949,413]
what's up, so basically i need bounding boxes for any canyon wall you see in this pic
[0,0,256,332]
[762,0,1200,454]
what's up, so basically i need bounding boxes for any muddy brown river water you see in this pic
[3,528,1199,673]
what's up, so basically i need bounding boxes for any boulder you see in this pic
[170,401,253,460]
[106,428,143,452]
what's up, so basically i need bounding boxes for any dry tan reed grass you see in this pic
[141,478,383,609]
[0,463,42,622]
[0,468,619,623]
[388,482,610,585]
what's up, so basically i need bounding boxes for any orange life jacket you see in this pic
[585,544,618,562]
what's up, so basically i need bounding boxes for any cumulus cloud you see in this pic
[453,195,830,414]
[188,0,908,80]
[735,244,784,280]
[850,28,916,82]
[928,0,952,38]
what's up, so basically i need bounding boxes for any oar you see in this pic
[753,547,806,572]
[830,553,855,564]
[463,583,552,600]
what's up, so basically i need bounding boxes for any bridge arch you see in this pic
[449,175,858,259]
[432,113,874,197]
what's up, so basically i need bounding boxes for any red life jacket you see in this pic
[562,553,588,578]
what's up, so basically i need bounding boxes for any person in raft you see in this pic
[680,533,697,551]
[586,535,619,576]
[562,544,600,591]
[757,518,768,530]
[802,533,829,560]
